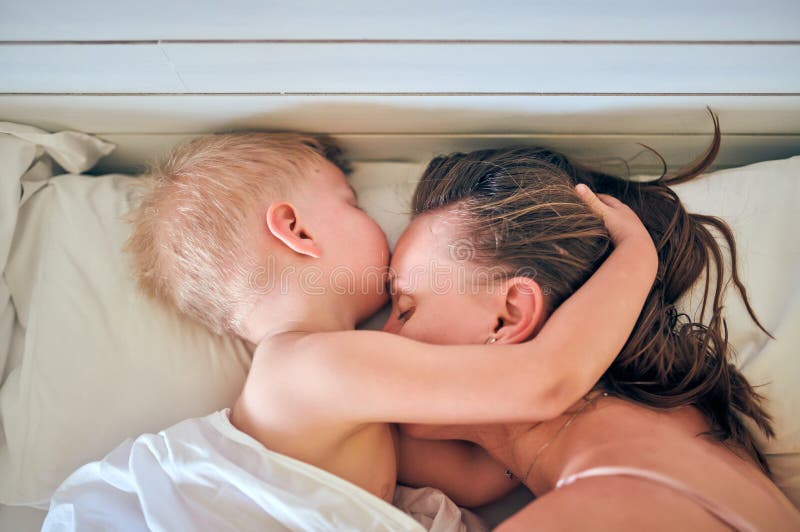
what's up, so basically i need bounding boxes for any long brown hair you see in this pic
[412,113,774,472]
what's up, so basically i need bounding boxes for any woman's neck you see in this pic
[401,394,612,495]
[467,393,608,494]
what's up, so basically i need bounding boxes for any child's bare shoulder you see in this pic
[256,330,387,363]
[239,330,392,426]
[293,329,386,352]
[249,330,385,382]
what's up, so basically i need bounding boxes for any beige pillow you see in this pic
[671,157,800,505]
[1,172,251,507]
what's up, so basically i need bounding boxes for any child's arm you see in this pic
[397,433,520,508]
[260,187,657,424]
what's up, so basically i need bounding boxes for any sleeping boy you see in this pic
[45,133,657,529]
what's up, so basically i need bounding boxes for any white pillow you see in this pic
[0,122,114,387]
[671,158,800,505]
[1,168,251,506]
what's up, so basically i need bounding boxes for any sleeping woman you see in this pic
[389,119,800,530]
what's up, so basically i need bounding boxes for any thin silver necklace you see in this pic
[520,391,608,485]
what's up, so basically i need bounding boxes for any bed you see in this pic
[1,2,799,529]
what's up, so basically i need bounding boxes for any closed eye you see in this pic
[397,307,415,321]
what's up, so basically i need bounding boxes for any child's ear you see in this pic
[494,277,547,344]
[265,202,322,259]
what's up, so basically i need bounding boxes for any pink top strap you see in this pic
[556,466,758,532]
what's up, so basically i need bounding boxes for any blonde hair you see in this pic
[126,132,344,336]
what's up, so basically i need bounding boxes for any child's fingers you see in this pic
[595,193,626,209]
[575,184,607,216]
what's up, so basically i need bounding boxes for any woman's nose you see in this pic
[382,316,398,334]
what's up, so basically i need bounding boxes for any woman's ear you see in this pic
[494,277,547,344]
[265,202,321,258]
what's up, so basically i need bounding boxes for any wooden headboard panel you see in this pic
[2,1,799,175]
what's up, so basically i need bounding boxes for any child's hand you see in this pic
[576,184,658,283]
[575,184,651,248]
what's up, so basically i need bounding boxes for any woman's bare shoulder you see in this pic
[495,475,727,532]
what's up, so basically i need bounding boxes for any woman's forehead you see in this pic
[392,213,456,264]
[389,210,476,294]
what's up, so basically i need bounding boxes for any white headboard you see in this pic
[2,0,799,175]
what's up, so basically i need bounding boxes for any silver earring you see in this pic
[486,336,497,344]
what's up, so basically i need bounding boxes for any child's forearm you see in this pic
[398,434,520,508]
[530,236,657,413]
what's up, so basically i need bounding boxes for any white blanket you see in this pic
[42,410,486,532]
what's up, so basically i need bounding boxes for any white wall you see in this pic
[1,1,798,173]
[3,0,799,40]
